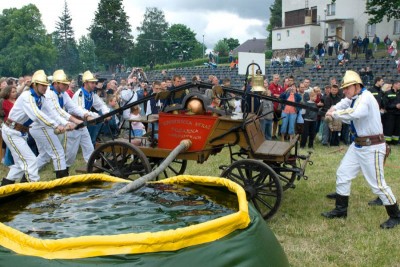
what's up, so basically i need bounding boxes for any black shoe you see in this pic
[20,174,28,183]
[326,192,338,199]
[368,197,383,206]
[380,204,400,229]
[380,217,400,229]
[55,169,69,179]
[321,195,348,219]
[1,178,15,186]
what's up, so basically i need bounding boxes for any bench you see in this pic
[245,118,298,162]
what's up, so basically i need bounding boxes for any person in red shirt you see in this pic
[1,85,17,166]
[268,74,285,139]
[283,76,295,90]
[65,79,76,98]
[1,85,17,121]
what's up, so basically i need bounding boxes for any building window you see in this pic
[287,30,290,37]
[327,3,335,16]
[395,20,400,34]
[366,24,376,37]
[277,33,281,41]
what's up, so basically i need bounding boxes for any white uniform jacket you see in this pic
[332,89,383,137]
[8,90,63,130]
[47,87,96,120]
[72,88,110,116]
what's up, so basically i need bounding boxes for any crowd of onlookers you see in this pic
[1,54,400,173]
[261,74,400,149]
[302,35,399,72]
[270,54,305,68]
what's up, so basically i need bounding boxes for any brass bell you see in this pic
[251,69,266,92]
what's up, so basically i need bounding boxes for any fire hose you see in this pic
[115,139,192,195]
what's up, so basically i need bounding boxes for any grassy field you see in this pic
[184,143,400,267]
[1,141,399,266]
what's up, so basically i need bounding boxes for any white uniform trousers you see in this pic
[1,125,40,182]
[336,142,396,205]
[30,126,66,171]
[65,127,94,167]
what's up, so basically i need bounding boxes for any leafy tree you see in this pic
[213,39,230,57]
[365,0,400,24]
[192,42,205,60]
[89,0,133,72]
[135,7,169,66]
[53,0,80,75]
[330,0,399,24]
[77,35,99,72]
[223,38,240,51]
[266,0,282,49]
[166,24,203,62]
[0,4,57,76]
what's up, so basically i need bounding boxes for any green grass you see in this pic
[188,143,400,267]
[1,142,400,266]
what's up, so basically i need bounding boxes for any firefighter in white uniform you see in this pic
[65,71,110,167]
[31,70,87,178]
[322,70,400,229]
[1,70,66,185]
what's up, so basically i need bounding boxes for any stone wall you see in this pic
[273,48,307,58]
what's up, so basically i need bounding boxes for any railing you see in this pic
[326,35,346,43]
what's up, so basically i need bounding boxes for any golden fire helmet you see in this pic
[53,70,70,85]
[82,71,98,83]
[32,70,50,86]
[340,70,363,89]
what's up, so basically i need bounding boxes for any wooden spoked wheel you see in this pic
[221,159,283,220]
[150,158,187,179]
[87,141,151,180]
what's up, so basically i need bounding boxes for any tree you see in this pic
[0,4,57,77]
[77,35,98,72]
[365,0,400,24]
[214,39,230,57]
[135,7,169,66]
[330,0,400,24]
[166,24,203,62]
[89,0,133,72]
[266,0,282,49]
[223,38,240,51]
[53,0,80,75]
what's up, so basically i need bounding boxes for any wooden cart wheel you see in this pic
[150,158,187,179]
[87,141,151,180]
[269,163,297,191]
[221,159,283,220]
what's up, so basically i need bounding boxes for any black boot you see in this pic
[1,178,15,186]
[55,169,69,179]
[20,174,28,183]
[321,194,348,218]
[380,204,400,229]
[326,192,338,200]
[368,197,383,206]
